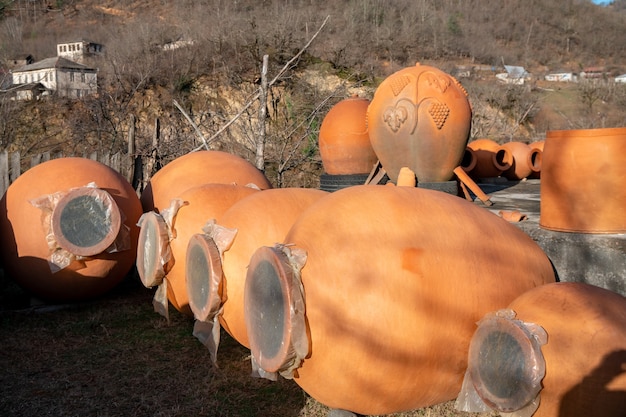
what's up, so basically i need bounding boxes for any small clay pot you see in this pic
[244,185,556,415]
[186,187,328,348]
[528,141,544,179]
[319,95,378,175]
[140,150,272,212]
[540,127,626,233]
[466,138,512,179]
[136,184,259,317]
[0,157,143,302]
[501,141,533,180]
[463,282,626,417]
[367,63,472,183]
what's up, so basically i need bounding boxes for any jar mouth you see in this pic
[467,315,545,413]
[51,186,121,257]
[244,246,296,373]
[186,233,223,322]
[492,148,513,171]
[528,148,542,173]
[136,211,169,288]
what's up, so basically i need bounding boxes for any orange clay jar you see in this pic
[140,150,272,212]
[500,141,533,180]
[463,282,626,417]
[528,140,544,179]
[318,95,378,175]
[136,184,259,317]
[366,63,472,183]
[186,188,328,349]
[465,138,512,179]
[540,127,626,233]
[244,185,555,415]
[0,157,142,302]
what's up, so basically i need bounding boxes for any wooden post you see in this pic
[256,54,269,172]
[0,151,9,197]
[9,152,21,183]
[127,114,136,184]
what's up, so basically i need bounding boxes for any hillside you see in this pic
[2,0,626,187]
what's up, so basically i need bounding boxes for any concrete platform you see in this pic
[470,179,626,296]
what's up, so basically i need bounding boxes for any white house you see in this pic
[545,72,576,82]
[615,74,626,83]
[496,65,530,85]
[11,57,98,98]
[56,41,104,64]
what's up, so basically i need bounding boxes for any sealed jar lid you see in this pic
[185,233,223,322]
[136,211,170,288]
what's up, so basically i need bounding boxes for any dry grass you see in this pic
[0,272,499,417]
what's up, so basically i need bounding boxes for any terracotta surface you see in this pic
[496,282,625,417]
[465,138,512,179]
[367,63,472,183]
[187,188,328,347]
[528,140,544,179]
[501,141,533,180]
[540,127,626,233]
[140,150,272,212]
[137,184,259,316]
[319,95,378,175]
[244,185,556,415]
[0,157,142,301]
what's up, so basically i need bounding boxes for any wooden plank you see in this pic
[9,152,21,183]
[0,151,9,197]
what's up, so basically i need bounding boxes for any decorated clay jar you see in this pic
[460,282,626,417]
[185,188,328,354]
[140,150,272,212]
[319,95,378,175]
[244,185,555,415]
[528,141,544,179]
[501,141,533,180]
[136,184,259,317]
[366,63,472,183]
[465,138,512,179]
[0,157,143,301]
[540,127,626,233]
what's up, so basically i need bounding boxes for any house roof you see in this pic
[504,65,529,78]
[13,57,95,72]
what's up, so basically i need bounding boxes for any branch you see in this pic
[173,99,209,150]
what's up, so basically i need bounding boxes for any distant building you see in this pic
[545,71,576,82]
[11,57,98,99]
[580,66,606,79]
[615,74,626,83]
[56,40,104,64]
[496,65,530,85]
[7,55,35,69]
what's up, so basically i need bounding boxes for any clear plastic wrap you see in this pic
[455,309,547,417]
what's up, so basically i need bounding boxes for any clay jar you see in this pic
[464,282,626,417]
[140,150,272,212]
[186,188,328,348]
[528,141,544,179]
[500,141,533,180]
[318,95,378,175]
[136,184,259,317]
[465,138,512,179]
[244,185,556,415]
[540,127,626,233]
[0,157,143,301]
[366,63,472,183]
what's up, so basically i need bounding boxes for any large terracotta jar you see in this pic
[501,141,533,180]
[528,140,544,179]
[366,63,472,184]
[465,138,512,179]
[140,150,272,212]
[540,127,626,233]
[185,188,328,357]
[243,185,555,415]
[0,157,142,302]
[136,184,259,317]
[319,95,378,175]
[459,282,626,417]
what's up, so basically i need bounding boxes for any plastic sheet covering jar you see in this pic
[465,138,513,179]
[243,185,556,415]
[366,63,472,183]
[457,282,626,417]
[186,188,327,362]
[140,150,272,212]
[319,95,377,175]
[540,127,626,233]
[136,184,259,318]
[0,157,143,302]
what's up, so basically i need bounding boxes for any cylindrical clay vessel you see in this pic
[136,184,259,317]
[244,185,556,415]
[462,282,626,417]
[465,138,512,179]
[0,157,143,301]
[140,150,272,212]
[540,127,626,233]
[367,63,472,183]
[319,95,378,175]
[186,187,328,347]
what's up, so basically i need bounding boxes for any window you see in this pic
[81,73,85,83]
[70,72,74,82]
